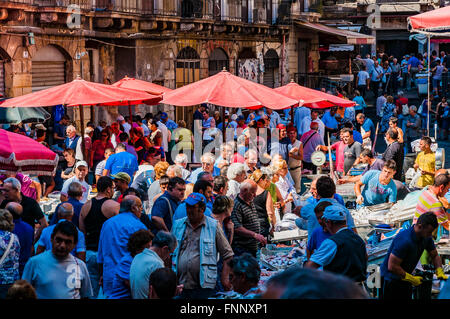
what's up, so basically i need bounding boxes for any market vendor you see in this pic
[304,205,367,283]
[354,160,397,207]
[413,136,436,188]
[338,149,384,184]
[380,212,448,299]
[306,201,332,259]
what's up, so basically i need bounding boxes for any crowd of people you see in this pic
[0,49,450,299]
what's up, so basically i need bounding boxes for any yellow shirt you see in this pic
[174,128,193,150]
[415,151,435,187]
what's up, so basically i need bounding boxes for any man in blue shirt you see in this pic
[36,202,86,262]
[130,231,177,299]
[103,143,139,181]
[296,176,356,238]
[173,185,213,221]
[188,153,220,183]
[6,202,34,276]
[160,112,178,131]
[266,108,282,129]
[97,195,147,298]
[53,115,69,147]
[355,160,397,207]
[294,106,311,136]
[305,205,367,283]
[306,201,332,259]
[151,177,186,234]
[321,107,339,145]
[407,54,421,88]
[22,221,93,299]
[381,212,447,299]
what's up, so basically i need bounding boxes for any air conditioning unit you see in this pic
[253,8,266,23]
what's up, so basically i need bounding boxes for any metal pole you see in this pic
[79,104,86,162]
[427,34,431,136]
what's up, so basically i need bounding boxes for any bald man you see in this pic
[231,179,267,257]
[6,202,34,276]
[36,202,86,261]
[97,194,147,298]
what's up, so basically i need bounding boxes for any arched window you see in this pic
[263,49,279,88]
[209,48,229,76]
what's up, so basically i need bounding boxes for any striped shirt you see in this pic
[231,196,260,254]
[414,189,448,229]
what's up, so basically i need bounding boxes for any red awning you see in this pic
[0,129,59,176]
[408,6,450,33]
[295,21,375,45]
[162,70,298,110]
[274,80,356,109]
[0,77,162,108]
[112,76,173,95]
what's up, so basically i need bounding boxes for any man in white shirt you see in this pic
[122,116,132,134]
[299,110,325,140]
[356,65,370,99]
[61,161,92,204]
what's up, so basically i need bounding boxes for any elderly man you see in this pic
[355,160,397,207]
[36,202,86,261]
[305,206,367,283]
[356,113,376,150]
[299,110,325,140]
[382,128,404,181]
[130,231,177,299]
[22,221,93,299]
[300,122,325,174]
[0,177,48,239]
[151,177,186,234]
[103,143,139,182]
[172,192,234,299]
[413,136,436,188]
[188,153,220,183]
[214,143,235,170]
[61,161,91,204]
[64,125,83,161]
[6,202,34,276]
[97,195,147,298]
[244,149,258,175]
[226,163,247,200]
[231,180,266,257]
[50,181,84,227]
[174,153,191,180]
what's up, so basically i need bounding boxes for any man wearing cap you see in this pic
[172,192,234,298]
[160,112,177,131]
[173,182,214,221]
[111,172,131,203]
[61,161,92,204]
[305,205,367,283]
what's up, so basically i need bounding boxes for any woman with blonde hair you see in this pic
[0,209,20,299]
[250,169,276,237]
[147,161,170,211]
[271,158,295,213]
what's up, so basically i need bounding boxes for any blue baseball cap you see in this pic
[322,205,347,222]
[160,112,168,120]
[185,192,207,206]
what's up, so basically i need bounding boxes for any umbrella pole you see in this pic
[290,105,294,125]
[222,106,226,143]
[427,34,431,137]
[79,104,86,163]
[129,103,132,119]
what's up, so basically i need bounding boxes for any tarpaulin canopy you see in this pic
[0,106,50,124]
[0,77,162,108]
[112,76,173,95]
[408,5,450,35]
[161,69,298,110]
[0,129,59,176]
[274,80,356,109]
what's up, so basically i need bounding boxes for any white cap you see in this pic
[85,127,94,134]
[117,115,125,121]
[75,161,88,169]
[231,114,238,121]
[225,110,230,116]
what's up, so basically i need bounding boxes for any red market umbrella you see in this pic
[408,6,450,33]
[0,129,59,176]
[274,80,356,109]
[112,76,173,95]
[0,77,162,108]
[161,69,298,110]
